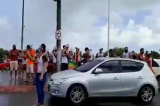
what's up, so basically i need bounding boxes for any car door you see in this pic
[119,60,144,96]
[89,60,121,97]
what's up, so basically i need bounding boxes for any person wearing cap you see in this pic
[74,47,82,66]
[96,48,105,58]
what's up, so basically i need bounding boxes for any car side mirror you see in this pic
[94,68,103,74]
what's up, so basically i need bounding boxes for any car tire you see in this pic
[156,76,160,86]
[137,85,154,104]
[67,84,88,106]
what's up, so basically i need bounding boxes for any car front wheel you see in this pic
[67,84,88,106]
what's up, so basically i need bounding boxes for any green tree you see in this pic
[4,50,10,58]
[0,48,5,63]
[112,47,124,56]
[151,51,160,59]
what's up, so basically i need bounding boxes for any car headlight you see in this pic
[52,78,68,85]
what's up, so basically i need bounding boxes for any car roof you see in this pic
[96,57,147,64]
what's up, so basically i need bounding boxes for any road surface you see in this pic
[0,92,160,106]
[0,71,160,106]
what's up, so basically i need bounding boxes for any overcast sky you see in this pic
[0,0,160,53]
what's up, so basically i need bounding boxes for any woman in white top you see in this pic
[61,45,70,71]
[27,43,48,106]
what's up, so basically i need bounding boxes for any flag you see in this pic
[68,61,77,70]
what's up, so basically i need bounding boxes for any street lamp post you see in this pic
[107,0,110,56]
[21,0,25,50]
[54,0,61,72]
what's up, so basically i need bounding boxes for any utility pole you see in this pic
[21,0,25,50]
[107,0,110,56]
[54,0,61,72]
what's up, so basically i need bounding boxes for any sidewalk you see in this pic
[0,71,49,92]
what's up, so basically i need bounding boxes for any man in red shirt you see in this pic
[145,53,155,74]
[138,48,145,61]
[10,44,19,80]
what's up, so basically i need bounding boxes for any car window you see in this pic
[76,60,103,72]
[121,60,144,72]
[152,59,160,67]
[97,60,119,73]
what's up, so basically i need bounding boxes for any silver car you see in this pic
[48,57,158,105]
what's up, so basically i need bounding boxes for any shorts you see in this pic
[26,64,34,73]
[22,60,26,64]
[18,59,22,64]
[10,61,18,71]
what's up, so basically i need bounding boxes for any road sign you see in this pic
[55,30,61,39]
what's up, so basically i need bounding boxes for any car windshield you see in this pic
[76,60,103,72]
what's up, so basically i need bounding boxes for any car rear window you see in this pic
[136,62,144,71]
[152,59,160,67]
[121,60,144,72]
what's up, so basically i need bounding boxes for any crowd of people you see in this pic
[1,43,156,106]
[51,45,154,70]
[2,43,155,81]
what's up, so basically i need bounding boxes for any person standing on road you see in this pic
[61,45,69,71]
[18,50,23,77]
[26,45,35,82]
[95,48,105,58]
[138,48,145,61]
[9,44,19,80]
[27,44,48,106]
[73,47,82,67]
[109,49,117,57]
[22,50,27,81]
[81,47,91,64]
[122,47,132,58]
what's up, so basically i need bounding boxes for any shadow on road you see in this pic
[47,96,155,106]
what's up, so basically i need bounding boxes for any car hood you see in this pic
[51,70,83,79]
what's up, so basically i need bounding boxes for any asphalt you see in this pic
[0,92,160,106]
[0,71,51,86]
[0,71,160,106]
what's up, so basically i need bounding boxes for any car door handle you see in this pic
[113,77,119,80]
[138,76,143,79]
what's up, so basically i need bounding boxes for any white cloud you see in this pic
[0,0,160,54]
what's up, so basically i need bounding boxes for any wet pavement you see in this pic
[0,71,51,86]
[1,71,160,106]
[0,92,160,106]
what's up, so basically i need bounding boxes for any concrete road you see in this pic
[0,92,160,106]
